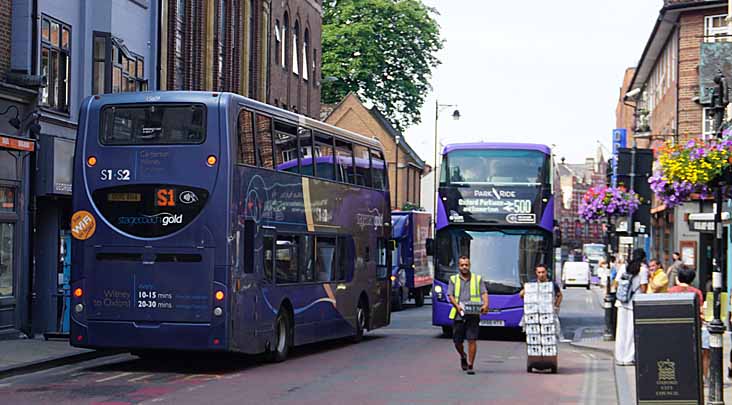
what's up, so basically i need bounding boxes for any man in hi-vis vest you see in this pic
[447,256,489,374]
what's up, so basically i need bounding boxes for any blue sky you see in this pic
[404,0,663,166]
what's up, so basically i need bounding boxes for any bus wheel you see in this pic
[351,299,367,343]
[441,326,453,338]
[414,290,424,307]
[268,311,291,362]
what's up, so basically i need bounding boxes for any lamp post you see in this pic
[395,135,401,210]
[708,71,729,405]
[432,100,460,233]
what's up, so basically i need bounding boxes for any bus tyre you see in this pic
[442,325,453,338]
[414,290,424,307]
[268,311,291,362]
[550,365,558,374]
[351,300,367,343]
[586,283,591,290]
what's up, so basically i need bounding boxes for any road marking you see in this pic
[128,374,154,382]
[0,383,12,388]
[96,372,132,383]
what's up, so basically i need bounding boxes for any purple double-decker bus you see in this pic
[430,143,556,334]
[70,91,392,361]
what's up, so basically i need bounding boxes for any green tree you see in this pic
[322,0,443,132]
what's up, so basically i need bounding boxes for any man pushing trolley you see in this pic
[520,264,562,373]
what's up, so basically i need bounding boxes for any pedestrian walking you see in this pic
[647,259,669,293]
[447,256,489,375]
[667,266,709,383]
[613,248,649,366]
[666,251,683,289]
[597,259,610,288]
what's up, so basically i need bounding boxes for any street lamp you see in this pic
[433,100,460,232]
[708,70,729,405]
[395,135,401,210]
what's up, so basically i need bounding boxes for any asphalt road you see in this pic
[0,287,615,404]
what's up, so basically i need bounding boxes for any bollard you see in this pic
[603,275,616,341]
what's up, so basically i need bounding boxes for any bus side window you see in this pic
[337,236,354,281]
[298,128,315,177]
[376,238,388,279]
[314,132,335,181]
[353,145,371,187]
[315,236,336,282]
[237,109,256,166]
[275,235,298,284]
[256,114,274,169]
[274,121,299,173]
[335,139,354,184]
[263,235,274,282]
[300,234,315,282]
[370,149,387,191]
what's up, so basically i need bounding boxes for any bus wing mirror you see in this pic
[426,238,434,256]
[553,228,562,248]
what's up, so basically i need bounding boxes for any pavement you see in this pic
[0,335,115,380]
[571,285,732,404]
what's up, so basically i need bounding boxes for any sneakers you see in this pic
[466,365,475,375]
[460,355,468,371]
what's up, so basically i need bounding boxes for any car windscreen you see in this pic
[100,104,206,145]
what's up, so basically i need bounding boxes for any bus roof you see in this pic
[442,142,551,155]
[85,91,385,152]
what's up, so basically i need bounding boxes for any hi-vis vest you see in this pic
[449,273,483,319]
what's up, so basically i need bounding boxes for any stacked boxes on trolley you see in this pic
[524,282,558,358]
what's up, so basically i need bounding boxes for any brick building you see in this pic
[615,68,636,141]
[621,0,728,279]
[159,0,322,118]
[324,93,428,210]
[556,154,607,252]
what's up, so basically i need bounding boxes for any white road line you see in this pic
[0,383,12,388]
[95,372,133,383]
[128,374,154,382]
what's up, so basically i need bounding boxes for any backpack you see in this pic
[616,272,637,304]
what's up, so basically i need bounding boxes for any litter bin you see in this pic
[633,293,702,403]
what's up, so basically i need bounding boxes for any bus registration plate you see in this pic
[479,320,505,327]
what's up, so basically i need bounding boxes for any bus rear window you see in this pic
[100,104,206,145]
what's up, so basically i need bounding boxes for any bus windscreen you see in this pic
[436,228,550,294]
[100,104,206,145]
[444,149,548,186]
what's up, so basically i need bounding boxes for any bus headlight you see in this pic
[434,285,443,293]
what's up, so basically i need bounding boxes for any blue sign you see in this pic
[611,129,627,187]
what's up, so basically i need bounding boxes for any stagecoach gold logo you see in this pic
[71,210,96,240]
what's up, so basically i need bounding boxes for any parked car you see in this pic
[562,261,591,290]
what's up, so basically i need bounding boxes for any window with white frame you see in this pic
[293,20,300,75]
[705,15,731,43]
[40,15,71,113]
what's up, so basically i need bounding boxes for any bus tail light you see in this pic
[74,288,83,298]
[86,156,97,167]
[215,290,225,301]
[207,155,217,166]
[76,335,83,342]
[213,338,220,345]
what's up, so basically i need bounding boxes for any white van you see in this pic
[562,262,591,290]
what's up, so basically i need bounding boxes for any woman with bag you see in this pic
[613,248,649,366]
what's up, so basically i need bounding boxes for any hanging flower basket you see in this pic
[649,137,732,208]
[578,186,640,222]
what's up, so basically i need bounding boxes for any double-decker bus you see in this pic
[70,91,392,361]
[430,143,556,334]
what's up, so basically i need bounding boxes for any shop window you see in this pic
[0,187,15,213]
[0,223,14,297]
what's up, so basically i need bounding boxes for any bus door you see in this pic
[231,219,257,349]
[370,236,390,329]
[254,228,276,338]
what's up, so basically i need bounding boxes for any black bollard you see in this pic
[603,275,616,341]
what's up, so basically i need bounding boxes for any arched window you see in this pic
[303,29,309,81]
[282,13,289,69]
[293,20,300,75]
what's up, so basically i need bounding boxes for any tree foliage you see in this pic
[321,0,443,132]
